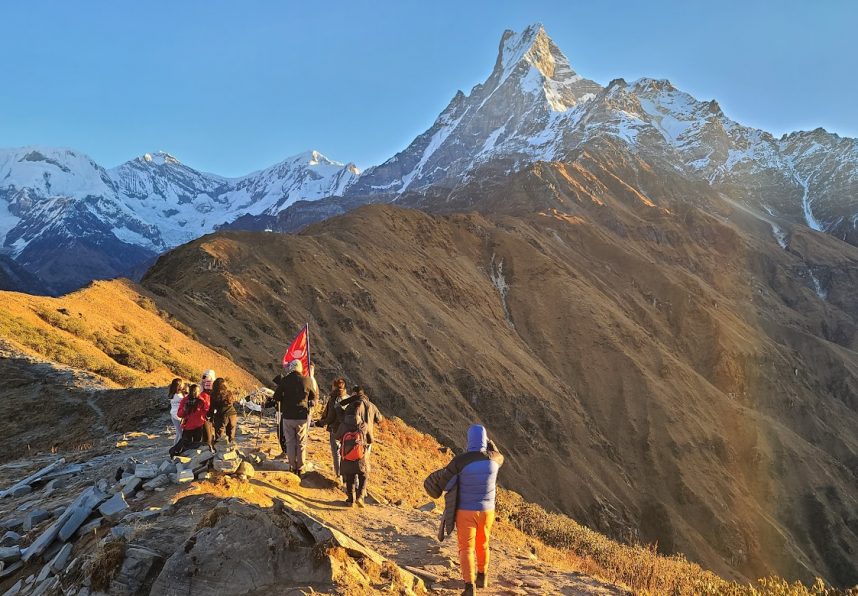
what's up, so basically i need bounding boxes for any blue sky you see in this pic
[1,1,855,176]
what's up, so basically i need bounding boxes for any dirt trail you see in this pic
[234,415,624,595]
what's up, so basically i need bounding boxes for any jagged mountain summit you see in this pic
[345,25,857,244]
[0,147,359,292]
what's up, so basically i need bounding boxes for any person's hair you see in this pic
[168,378,183,397]
[185,384,201,413]
[351,385,367,399]
[211,377,232,405]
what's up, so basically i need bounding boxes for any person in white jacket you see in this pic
[168,378,187,447]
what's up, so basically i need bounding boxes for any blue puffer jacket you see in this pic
[424,424,505,540]
[458,425,503,511]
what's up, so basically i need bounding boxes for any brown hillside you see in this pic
[0,279,258,390]
[141,151,858,587]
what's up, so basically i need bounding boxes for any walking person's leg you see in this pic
[329,432,341,478]
[455,510,478,588]
[344,473,356,505]
[355,471,367,507]
[295,418,308,473]
[284,419,299,472]
[475,511,495,588]
[226,414,237,444]
[171,418,183,447]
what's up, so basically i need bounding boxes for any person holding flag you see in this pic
[272,325,318,476]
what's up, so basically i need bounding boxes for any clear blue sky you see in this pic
[1,1,855,176]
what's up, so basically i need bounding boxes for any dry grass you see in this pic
[0,279,258,389]
[87,539,126,592]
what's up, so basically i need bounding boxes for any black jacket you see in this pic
[273,371,317,419]
[321,391,348,433]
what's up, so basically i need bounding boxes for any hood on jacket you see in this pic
[467,424,487,452]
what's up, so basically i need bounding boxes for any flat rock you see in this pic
[175,470,194,484]
[8,486,32,498]
[75,518,103,538]
[49,542,73,573]
[23,509,51,532]
[213,459,240,473]
[0,519,23,531]
[121,508,163,523]
[0,560,23,579]
[98,493,129,522]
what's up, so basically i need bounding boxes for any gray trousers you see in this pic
[281,418,308,472]
[329,432,341,477]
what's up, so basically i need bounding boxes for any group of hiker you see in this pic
[167,369,238,457]
[165,360,502,595]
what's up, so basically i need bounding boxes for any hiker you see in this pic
[169,384,214,456]
[335,403,369,508]
[272,359,317,475]
[424,424,504,595]
[167,378,186,447]
[210,377,238,447]
[338,387,383,451]
[198,369,217,452]
[320,377,349,480]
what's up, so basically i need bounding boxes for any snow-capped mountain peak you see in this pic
[141,151,181,166]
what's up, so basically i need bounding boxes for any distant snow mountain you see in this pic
[345,24,858,243]
[2,23,856,293]
[0,147,359,291]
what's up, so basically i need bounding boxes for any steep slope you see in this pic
[143,155,858,587]
[0,278,258,390]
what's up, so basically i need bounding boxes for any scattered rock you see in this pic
[25,486,106,561]
[110,545,163,596]
[121,477,143,497]
[213,459,240,473]
[111,526,133,541]
[75,518,103,538]
[0,519,23,531]
[98,492,129,522]
[58,488,108,542]
[133,464,158,480]
[121,508,163,523]
[0,546,22,563]
[1,531,21,547]
[8,486,32,498]
[23,509,51,532]
[49,542,73,573]
[175,470,194,483]
[3,578,23,594]
[142,474,170,491]
[0,560,23,579]
[158,460,176,475]
[417,501,435,512]
[217,450,238,462]
[236,461,255,479]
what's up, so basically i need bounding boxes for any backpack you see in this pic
[339,405,366,462]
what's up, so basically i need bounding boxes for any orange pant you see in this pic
[455,509,495,583]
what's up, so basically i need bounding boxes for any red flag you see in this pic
[282,324,310,375]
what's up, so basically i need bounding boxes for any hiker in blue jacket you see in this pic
[424,424,504,595]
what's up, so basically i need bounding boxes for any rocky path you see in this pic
[0,406,626,595]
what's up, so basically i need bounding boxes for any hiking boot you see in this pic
[461,583,476,596]
[356,497,365,508]
[345,499,355,508]
[476,572,487,588]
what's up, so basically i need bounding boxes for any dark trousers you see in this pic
[169,423,213,456]
[214,414,237,443]
[344,471,367,501]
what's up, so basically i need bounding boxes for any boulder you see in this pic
[213,459,240,474]
[236,461,255,479]
[121,477,143,497]
[110,546,163,596]
[1,531,20,547]
[133,464,158,480]
[98,493,129,522]
[142,475,171,491]
[158,460,177,475]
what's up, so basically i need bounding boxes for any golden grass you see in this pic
[0,279,258,389]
